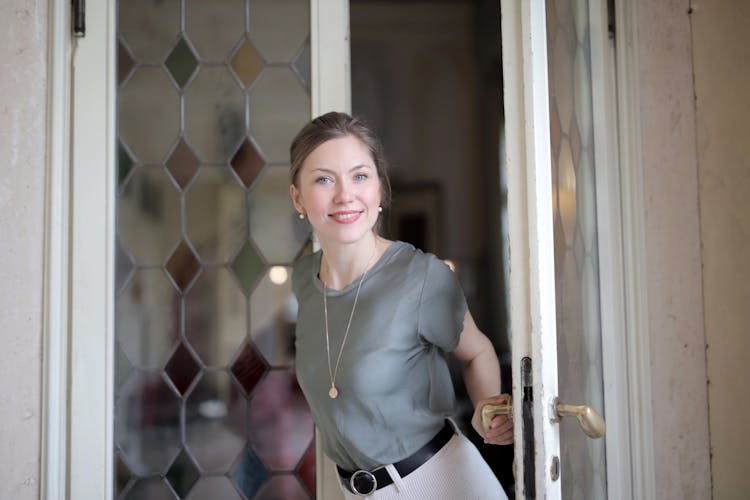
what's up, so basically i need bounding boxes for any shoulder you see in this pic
[385,241,456,288]
[291,250,320,297]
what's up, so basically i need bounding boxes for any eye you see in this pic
[315,176,333,184]
[354,173,369,182]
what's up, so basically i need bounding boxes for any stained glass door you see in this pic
[114,1,316,498]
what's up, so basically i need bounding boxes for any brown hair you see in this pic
[289,111,392,209]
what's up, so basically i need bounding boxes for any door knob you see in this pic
[552,397,606,439]
[480,397,606,439]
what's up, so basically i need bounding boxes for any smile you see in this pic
[329,210,364,224]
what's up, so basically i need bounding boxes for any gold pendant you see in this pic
[329,386,338,399]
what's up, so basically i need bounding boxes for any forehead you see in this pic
[302,135,374,171]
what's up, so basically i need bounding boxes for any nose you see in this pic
[333,180,354,203]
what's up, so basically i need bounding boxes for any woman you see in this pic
[289,112,511,499]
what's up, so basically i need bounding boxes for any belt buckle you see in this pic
[350,469,377,496]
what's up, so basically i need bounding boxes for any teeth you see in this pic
[333,212,359,220]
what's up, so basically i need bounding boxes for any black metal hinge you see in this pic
[607,0,616,39]
[73,0,85,37]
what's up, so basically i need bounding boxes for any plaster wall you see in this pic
[691,1,750,498]
[636,0,712,497]
[0,1,48,499]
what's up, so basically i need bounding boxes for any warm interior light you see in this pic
[269,266,288,285]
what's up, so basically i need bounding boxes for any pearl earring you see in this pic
[298,212,305,220]
[378,206,383,213]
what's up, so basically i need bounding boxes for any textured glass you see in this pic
[547,0,607,496]
[185,371,247,472]
[118,167,181,265]
[248,370,314,471]
[166,138,200,189]
[185,166,247,264]
[256,475,311,500]
[249,0,310,62]
[250,267,296,367]
[186,477,243,500]
[119,0,180,63]
[121,477,177,500]
[185,0,245,62]
[115,0,313,496]
[232,138,266,189]
[249,167,311,262]
[232,447,269,499]
[119,67,180,163]
[231,342,269,396]
[185,67,245,163]
[165,449,200,498]
[165,37,198,88]
[117,269,179,371]
[249,68,311,162]
[115,371,181,475]
[185,268,247,367]
[231,40,265,88]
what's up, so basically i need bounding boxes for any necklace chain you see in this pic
[322,248,377,399]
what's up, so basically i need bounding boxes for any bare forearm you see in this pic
[460,339,501,406]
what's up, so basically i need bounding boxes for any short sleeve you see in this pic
[417,255,468,351]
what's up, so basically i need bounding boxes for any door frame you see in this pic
[500,0,655,497]
[42,0,654,498]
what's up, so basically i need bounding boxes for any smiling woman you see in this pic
[288,112,511,499]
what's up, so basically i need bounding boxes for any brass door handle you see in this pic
[480,396,606,439]
[552,397,606,439]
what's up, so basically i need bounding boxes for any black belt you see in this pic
[337,421,455,496]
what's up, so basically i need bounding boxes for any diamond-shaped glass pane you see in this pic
[255,475,310,500]
[231,39,265,88]
[119,0,180,64]
[165,240,201,292]
[185,0,245,62]
[231,241,264,294]
[231,138,266,189]
[118,40,135,86]
[297,443,315,495]
[122,477,177,500]
[119,66,180,163]
[185,66,245,163]
[116,371,181,475]
[115,452,135,498]
[118,167,181,265]
[117,269,179,370]
[249,68,310,162]
[166,448,200,498]
[558,139,576,246]
[231,343,268,396]
[231,447,269,499]
[249,167,310,263]
[166,138,200,189]
[165,343,201,395]
[115,237,134,294]
[114,342,133,395]
[248,370,313,471]
[292,38,311,89]
[165,37,198,88]
[185,371,247,473]
[185,268,247,367]
[250,267,295,367]
[117,141,135,187]
[185,166,247,264]
[249,0,309,62]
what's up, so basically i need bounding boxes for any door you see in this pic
[500,0,618,498]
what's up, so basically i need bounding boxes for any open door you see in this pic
[499,0,612,497]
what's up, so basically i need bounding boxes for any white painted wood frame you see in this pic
[310,1,350,497]
[501,0,561,497]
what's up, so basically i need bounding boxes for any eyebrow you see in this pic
[310,164,373,174]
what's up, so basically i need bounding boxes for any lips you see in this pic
[329,210,364,224]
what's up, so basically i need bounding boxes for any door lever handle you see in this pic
[480,396,606,439]
[552,397,606,439]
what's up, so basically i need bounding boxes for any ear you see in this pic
[290,184,304,213]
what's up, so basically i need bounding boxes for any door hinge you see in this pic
[521,356,535,499]
[607,0,616,39]
[73,0,85,37]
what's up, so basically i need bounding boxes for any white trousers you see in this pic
[338,427,509,500]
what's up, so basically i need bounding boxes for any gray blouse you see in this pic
[292,241,468,470]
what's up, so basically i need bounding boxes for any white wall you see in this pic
[636,0,712,497]
[692,1,750,498]
[0,1,47,499]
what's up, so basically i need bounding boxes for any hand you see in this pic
[471,394,513,445]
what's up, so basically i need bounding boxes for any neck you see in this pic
[319,233,381,291]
